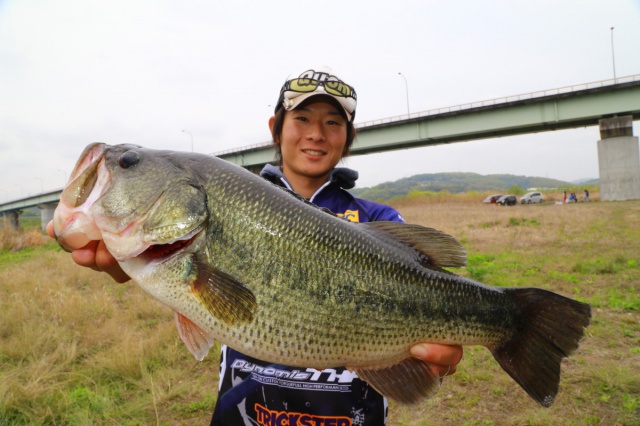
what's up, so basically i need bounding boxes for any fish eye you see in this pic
[119,150,140,169]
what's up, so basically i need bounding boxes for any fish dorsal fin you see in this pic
[363,222,467,268]
[174,311,215,361]
[191,259,257,326]
[351,358,441,404]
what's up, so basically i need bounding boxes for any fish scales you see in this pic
[53,143,591,406]
[197,164,512,363]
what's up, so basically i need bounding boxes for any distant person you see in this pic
[584,189,590,202]
[563,191,567,204]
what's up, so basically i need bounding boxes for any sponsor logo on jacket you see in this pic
[255,403,352,426]
[337,209,359,222]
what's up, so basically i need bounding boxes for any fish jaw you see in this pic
[119,228,204,314]
[53,143,109,251]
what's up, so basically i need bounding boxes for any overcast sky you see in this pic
[1,0,639,201]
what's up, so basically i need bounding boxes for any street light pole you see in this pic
[398,72,410,116]
[610,27,617,82]
[182,130,194,152]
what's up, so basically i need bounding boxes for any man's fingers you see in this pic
[95,241,130,283]
[410,343,463,378]
[71,241,101,271]
[46,221,55,239]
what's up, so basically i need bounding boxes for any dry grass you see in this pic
[1,192,638,425]
[0,246,219,425]
[0,224,47,252]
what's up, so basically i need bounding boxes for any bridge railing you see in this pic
[357,74,640,128]
[213,142,273,157]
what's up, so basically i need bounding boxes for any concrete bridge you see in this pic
[3,74,640,230]
[1,189,61,231]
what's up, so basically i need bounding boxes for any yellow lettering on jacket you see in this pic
[337,210,359,223]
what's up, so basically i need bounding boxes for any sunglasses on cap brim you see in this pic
[283,78,357,100]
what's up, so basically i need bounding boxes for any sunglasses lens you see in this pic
[324,80,353,98]
[288,78,319,93]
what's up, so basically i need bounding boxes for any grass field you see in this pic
[1,193,639,425]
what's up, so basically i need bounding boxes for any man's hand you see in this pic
[410,343,463,379]
[46,221,131,283]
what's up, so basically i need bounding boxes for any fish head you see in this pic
[54,143,257,361]
[53,143,209,262]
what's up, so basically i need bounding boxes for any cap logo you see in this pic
[295,70,349,95]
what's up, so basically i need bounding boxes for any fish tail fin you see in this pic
[491,288,591,407]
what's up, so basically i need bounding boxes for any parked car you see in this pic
[520,191,544,204]
[496,195,517,206]
[483,194,503,204]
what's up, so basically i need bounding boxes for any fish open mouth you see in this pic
[137,229,202,264]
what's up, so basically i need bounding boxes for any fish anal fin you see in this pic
[191,259,257,326]
[352,358,440,405]
[174,311,215,361]
[363,222,466,268]
[491,288,592,407]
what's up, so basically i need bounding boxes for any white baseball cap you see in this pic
[275,66,357,121]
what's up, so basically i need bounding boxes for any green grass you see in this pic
[0,241,60,268]
[2,198,640,425]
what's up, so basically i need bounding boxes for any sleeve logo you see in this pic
[337,210,360,223]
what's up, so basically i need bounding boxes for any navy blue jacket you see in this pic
[261,164,404,223]
[210,165,403,426]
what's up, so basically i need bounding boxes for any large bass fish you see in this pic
[53,143,591,407]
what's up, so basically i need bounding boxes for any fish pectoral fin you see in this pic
[191,259,257,326]
[363,222,467,268]
[174,311,215,361]
[352,358,440,405]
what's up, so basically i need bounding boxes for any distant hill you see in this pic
[572,178,599,185]
[349,172,574,201]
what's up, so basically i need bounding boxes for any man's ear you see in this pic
[268,115,281,145]
[268,116,276,138]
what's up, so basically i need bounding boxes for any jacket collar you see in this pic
[260,164,359,192]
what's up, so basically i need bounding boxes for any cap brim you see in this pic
[283,92,354,122]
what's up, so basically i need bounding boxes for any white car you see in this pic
[520,192,544,204]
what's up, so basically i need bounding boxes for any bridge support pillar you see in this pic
[597,116,640,201]
[2,211,21,230]
[38,203,58,231]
